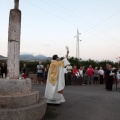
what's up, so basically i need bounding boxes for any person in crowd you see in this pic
[1,62,7,78]
[78,67,83,85]
[72,65,79,85]
[22,63,29,79]
[98,67,104,84]
[116,66,120,89]
[37,61,44,84]
[93,67,99,85]
[66,64,73,85]
[107,65,115,91]
[64,66,68,86]
[82,66,87,85]
[104,63,109,90]
[45,50,70,104]
[44,64,50,84]
[0,67,2,78]
[87,65,94,85]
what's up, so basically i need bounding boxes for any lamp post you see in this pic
[79,40,82,61]
[118,56,120,65]
[115,55,120,91]
[74,29,81,59]
[116,55,120,66]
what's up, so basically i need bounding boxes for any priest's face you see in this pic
[56,57,60,61]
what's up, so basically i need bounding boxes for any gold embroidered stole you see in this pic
[49,60,64,85]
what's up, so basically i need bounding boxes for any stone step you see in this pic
[0,79,31,94]
[0,90,41,108]
[0,97,47,120]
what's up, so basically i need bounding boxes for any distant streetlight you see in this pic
[74,29,82,59]
[116,55,120,65]
[115,55,120,91]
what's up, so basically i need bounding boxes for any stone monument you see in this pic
[0,0,46,120]
[7,0,21,79]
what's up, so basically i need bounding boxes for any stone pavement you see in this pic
[32,84,120,120]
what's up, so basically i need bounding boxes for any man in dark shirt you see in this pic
[104,63,109,90]
[107,65,115,91]
[1,62,7,78]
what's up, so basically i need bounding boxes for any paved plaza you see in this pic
[32,84,120,120]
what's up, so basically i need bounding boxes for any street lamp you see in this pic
[115,55,120,91]
[116,55,120,65]
[79,40,82,60]
[74,29,81,59]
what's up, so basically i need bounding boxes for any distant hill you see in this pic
[0,54,52,61]
[0,55,6,58]
[20,54,51,61]
[0,55,7,60]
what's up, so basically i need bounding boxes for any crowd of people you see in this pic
[0,62,29,79]
[64,64,120,91]
[1,61,120,91]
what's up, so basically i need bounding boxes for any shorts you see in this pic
[37,73,43,78]
[94,77,98,81]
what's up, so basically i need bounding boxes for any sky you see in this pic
[0,0,120,62]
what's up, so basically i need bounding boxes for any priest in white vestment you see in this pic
[45,51,70,104]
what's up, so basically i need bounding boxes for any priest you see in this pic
[45,49,70,104]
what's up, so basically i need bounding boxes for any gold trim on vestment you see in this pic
[49,60,64,85]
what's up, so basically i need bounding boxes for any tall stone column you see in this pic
[0,1,46,120]
[7,0,21,79]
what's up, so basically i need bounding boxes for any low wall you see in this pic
[28,74,37,83]
[28,74,46,83]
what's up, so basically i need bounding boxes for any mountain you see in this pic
[0,54,51,61]
[0,55,7,60]
[20,54,51,61]
[20,54,35,60]
[35,55,47,60]
[0,55,6,58]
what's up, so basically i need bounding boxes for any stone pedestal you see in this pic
[0,79,47,120]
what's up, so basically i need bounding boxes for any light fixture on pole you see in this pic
[74,29,81,59]
[116,55,120,65]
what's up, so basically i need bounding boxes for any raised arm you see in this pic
[66,50,69,59]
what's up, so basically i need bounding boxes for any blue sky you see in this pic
[0,0,120,61]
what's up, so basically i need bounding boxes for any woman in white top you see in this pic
[98,67,104,84]
[116,67,120,89]
[78,67,83,85]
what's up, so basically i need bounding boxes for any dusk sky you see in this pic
[0,0,120,61]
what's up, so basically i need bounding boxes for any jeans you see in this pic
[73,76,77,85]
[87,76,93,85]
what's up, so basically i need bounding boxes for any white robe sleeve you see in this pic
[58,58,70,91]
[62,58,70,67]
